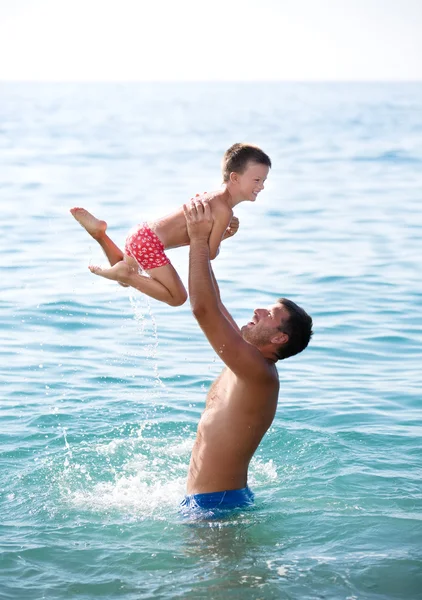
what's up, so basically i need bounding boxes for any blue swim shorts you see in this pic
[180,486,254,515]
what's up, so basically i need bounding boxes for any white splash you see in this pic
[249,458,278,484]
[69,473,186,518]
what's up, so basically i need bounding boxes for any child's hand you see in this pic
[222,215,240,240]
[183,199,213,241]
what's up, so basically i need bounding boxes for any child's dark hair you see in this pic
[222,143,271,183]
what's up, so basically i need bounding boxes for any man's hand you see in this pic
[222,215,239,241]
[183,199,213,241]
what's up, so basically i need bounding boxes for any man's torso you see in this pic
[187,365,279,494]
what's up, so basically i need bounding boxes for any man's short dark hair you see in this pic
[276,298,313,360]
[222,143,271,183]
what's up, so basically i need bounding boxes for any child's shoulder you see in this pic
[206,191,232,214]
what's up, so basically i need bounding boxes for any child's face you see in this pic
[234,162,270,201]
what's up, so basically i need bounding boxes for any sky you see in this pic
[0,0,421,81]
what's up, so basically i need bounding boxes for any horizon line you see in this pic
[1,79,421,84]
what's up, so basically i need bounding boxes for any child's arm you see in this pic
[222,215,239,241]
[207,208,232,260]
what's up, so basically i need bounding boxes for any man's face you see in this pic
[235,162,269,202]
[241,303,289,347]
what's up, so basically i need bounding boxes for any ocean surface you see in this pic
[0,82,421,600]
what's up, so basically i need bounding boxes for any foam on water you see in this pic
[53,411,281,524]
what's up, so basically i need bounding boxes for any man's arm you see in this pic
[209,267,240,333]
[184,200,270,379]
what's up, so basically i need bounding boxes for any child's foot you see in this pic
[89,260,136,285]
[70,207,107,240]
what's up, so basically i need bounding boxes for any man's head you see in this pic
[241,298,313,360]
[222,143,271,201]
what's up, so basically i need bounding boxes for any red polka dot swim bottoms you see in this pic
[125,223,171,271]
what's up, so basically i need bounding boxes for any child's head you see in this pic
[222,143,271,183]
[222,143,271,202]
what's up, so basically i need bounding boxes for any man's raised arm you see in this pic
[183,200,219,318]
[209,267,241,333]
[183,200,270,379]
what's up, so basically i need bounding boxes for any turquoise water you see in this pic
[1,82,421,599]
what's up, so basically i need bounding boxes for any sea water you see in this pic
[0,82,421,599]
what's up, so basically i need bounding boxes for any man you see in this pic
[180,199,313,514]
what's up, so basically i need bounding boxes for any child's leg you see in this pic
[70,207,124,266]
[90,257,188,307]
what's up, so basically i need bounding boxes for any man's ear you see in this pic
[271,332,289,346]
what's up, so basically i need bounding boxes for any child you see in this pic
[70,143,271,306]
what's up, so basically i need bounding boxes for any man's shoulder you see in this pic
[230,357,280,385]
